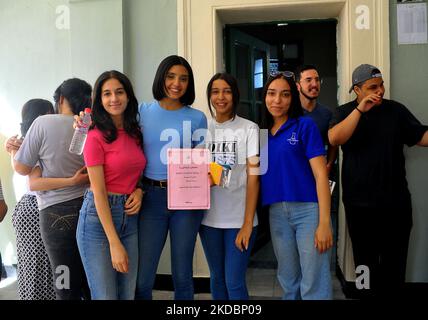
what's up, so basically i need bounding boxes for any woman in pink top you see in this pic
[76,70,146,300]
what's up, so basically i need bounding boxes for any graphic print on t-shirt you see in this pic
[208,140,238,167]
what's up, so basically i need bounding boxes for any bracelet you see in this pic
[355,107,364,114]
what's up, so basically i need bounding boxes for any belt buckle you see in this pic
[159,181,167,189]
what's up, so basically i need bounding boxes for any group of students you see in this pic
[5,56,424,301]
[3,55,333,300]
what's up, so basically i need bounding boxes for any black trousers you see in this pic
[344,204,412,299]
[39,197,89,300]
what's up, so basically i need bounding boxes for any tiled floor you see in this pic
[0,268,346,300]
[1,267,346,300]
[0,241,346,300]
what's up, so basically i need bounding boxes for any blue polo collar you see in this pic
[270,118,299,137]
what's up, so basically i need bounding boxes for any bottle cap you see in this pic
[84,108,91,114]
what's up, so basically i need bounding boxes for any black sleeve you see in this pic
[399,103,428,146]
[329,103,354,129]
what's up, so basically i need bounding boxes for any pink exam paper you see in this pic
[167,148,210,210]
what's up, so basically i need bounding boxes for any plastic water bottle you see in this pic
[69,108,91,155]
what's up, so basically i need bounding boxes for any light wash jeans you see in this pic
[76,190,139,300]
[199,225,257,300]
[135,183,204,300]
[269,202,332,300]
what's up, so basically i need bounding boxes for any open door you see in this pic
[225,27,272,255]
[226,27,270,126]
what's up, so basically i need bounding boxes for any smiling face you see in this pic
[297,68,321,101]
[101,78,129,118]
[265,78,292,121]
[210,79,234,119]
[164,64,189,101]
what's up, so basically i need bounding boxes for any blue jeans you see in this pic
[199,225,257,300]
[77,190,139,300]
[269,202,332,300]
[135,184,204,300]
[39,197,89,300]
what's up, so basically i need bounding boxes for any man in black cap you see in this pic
[328,64,428,298]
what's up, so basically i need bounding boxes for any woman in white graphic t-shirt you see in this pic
[200,73,260,300]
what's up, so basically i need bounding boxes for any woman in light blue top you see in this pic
[135,55,207,300]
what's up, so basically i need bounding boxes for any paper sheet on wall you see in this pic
[397,3,428,45]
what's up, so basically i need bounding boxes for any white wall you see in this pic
[0,0,71,264]
[123,0,178,102]
[0,0,124,265]
[69,0,124,85]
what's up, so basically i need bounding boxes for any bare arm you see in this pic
[5,136,24,171]
[29,166,89,191]
[0,200,7,223]
[417,130,428,147]
[5,137,32,176]
[4,135,22,154]
[235,156,259,252]
[88,165,128,273]
[309,155,333,253]
[0,179,7,222]
[11,150,33,176]
[328,94,381,146]
[328,108,362,146]
[326,144,338,175]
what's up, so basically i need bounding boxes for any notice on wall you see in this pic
[397,2,428,44]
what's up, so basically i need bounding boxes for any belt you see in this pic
[143,177,168,188]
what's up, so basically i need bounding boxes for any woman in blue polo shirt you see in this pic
[261,72,333,300]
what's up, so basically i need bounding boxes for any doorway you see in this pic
[225,20,338,269]
[225,20,338,124]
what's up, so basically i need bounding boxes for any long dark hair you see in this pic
[206,73,240,120]
[20,99,55,137]
[91,70,143,146]
[152,55,195,106]
[53,78,92,115]
[262,74,303,130]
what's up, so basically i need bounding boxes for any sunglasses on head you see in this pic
[269,70,295,81]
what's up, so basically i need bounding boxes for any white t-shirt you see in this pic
[202,115,259,228]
